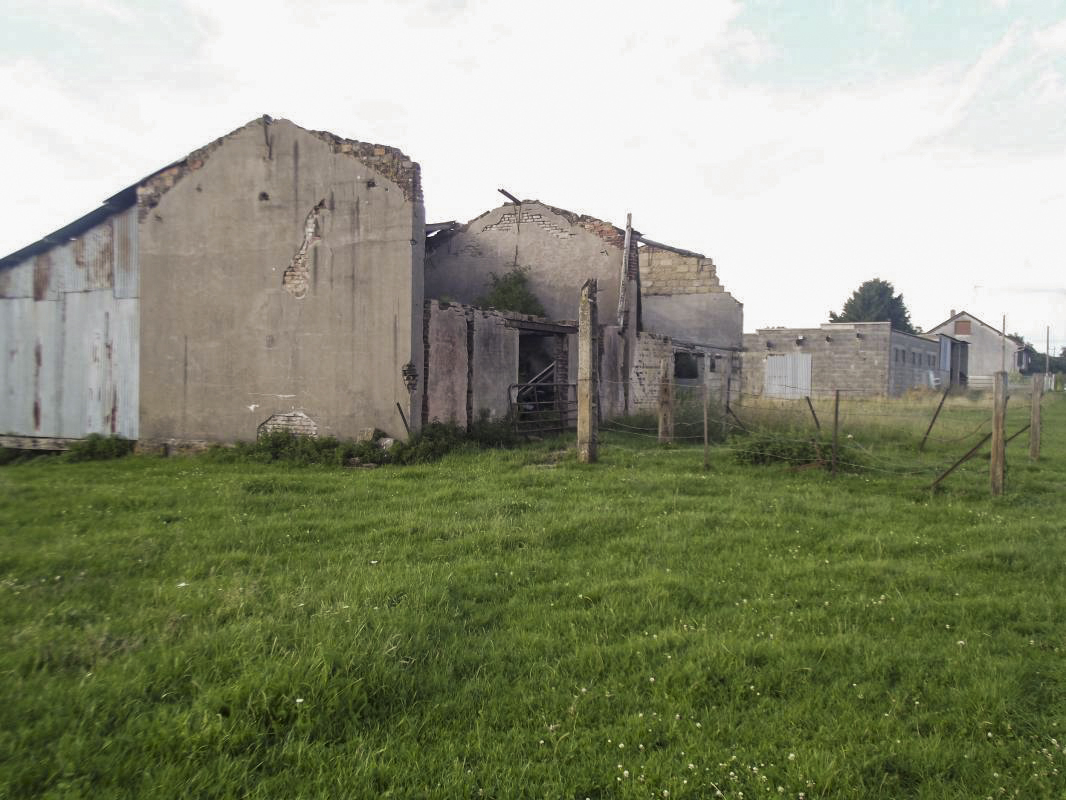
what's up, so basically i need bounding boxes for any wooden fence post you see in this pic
[1030,373,1042,461]
[577,279,598,463]
[831,389,840,476]
[990,371,1007,495]
[702,382,710,469]
[658,358,674,443]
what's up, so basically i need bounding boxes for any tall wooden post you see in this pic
[658,358,674,443]
[1030,373,1043,461]
[831,389,840,476]
[577,279,598,463]
[702,382,710,470]
[990,371,1007,495]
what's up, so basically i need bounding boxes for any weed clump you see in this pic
[731,431,824,467]
[205,414,520,468]
[64,434,135,463]
[206,430,391,467]
[392,414,518,464]
[731,430,867,472]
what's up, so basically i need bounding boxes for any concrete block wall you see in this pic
[887,330,946,396]
[742,322,893,398]
[637,246,743,349]
[630,332,674,411]
[639,247,722,295]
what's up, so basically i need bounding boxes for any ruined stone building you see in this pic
[422,200,743,424]
[1,117,425,449]
[1,119,744,449]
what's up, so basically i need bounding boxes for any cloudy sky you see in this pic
[2,0,1064,350]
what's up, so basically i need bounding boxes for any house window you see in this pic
[954,320,971,335]
[673,351,699,379]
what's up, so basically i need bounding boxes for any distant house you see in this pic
[741,322,967,399]
[925,310,1028,389]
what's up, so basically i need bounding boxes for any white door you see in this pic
[764,353,812,398]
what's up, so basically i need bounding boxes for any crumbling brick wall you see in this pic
[639,246,723,295]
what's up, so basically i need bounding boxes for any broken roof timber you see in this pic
[636,235,705,259]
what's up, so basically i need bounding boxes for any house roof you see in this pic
[926,310,1024,344]
[1,115,421,270]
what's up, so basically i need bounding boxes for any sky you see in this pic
[2,0,1064,352]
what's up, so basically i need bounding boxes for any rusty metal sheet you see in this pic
[113,206,139,299]
[57,216,115,294]
[0,297,61,435]
[0,259,33,298]
[1,290,139,440]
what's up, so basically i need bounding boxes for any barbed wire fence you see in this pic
[594,372,1045,494]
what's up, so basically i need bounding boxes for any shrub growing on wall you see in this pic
[475,267,546,317]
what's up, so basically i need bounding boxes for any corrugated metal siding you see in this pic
[0,208,139,441]
[114,206,139,299]
[764,353,811,398]
[0,258,32,298]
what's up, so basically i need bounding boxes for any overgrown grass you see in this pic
[1,396,1063,798]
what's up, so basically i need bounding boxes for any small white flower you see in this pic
[788,753,796,761]
[295,698,304,704]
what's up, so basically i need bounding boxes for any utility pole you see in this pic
[1001,313,1007,373]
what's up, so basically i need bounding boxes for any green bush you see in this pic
[64,434,135,463]
[474,267,546,317]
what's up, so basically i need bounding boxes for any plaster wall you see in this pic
[138,118,424,444]
[642,292,743,348]
[424,303,469,426]
[471,309,519,421]
[926,314,1019,382]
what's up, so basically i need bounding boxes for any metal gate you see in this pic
[508,382,577,435]
[764,353,812,398]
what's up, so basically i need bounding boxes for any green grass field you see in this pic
[2,394,1063,798]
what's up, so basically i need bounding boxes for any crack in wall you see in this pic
[282,200,327,298]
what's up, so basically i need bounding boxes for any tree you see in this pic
[829,278,917,334]
[475,266,546,317]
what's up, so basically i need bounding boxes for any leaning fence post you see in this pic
[1029,374,1042,461]
[919,384,951,451]
[990,371,1007,495]
[577,279,598,463]
[658,358,674,443]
